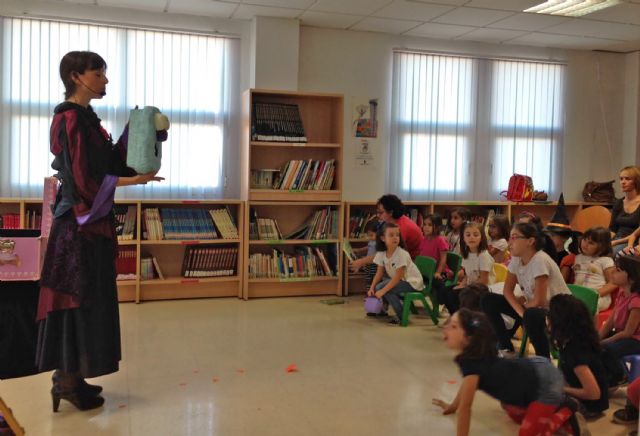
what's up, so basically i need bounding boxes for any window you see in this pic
[0,17,239,199]
[389,51,565,201]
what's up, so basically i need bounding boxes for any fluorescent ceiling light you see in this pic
[524,0,622,17]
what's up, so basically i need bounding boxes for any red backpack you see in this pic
[505,174,534,202]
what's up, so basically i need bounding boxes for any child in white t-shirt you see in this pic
[487,214,511,264]
[573,226,617,311]
[368,222,424,325]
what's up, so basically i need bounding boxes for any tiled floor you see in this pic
[1,296,637,435]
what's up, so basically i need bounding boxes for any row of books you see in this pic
[0,213,20,229]
[115,205,136,241]
[250,217,282,240]
[181,246,238,277]
[116,246,137,276]
[140,257,163,280]
[283,208,339,240]
[251,102,307,142]
[142,207,239,241]
[348,210,377,238]
[273,159,336,191]
[248,246,336,279]
[24,210,42,230]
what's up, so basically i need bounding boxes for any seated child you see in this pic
[445,207,471,255]
[487,214,510,264]
[350,219,380,293]
[368,223,424,325]
[549,294,609,419]
[432,309,581,436]
[573,227,617,312]
[600,254,640,362]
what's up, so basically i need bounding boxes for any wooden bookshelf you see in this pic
[240,89,344,299]
[343,200,613,294]
[0,198,244,303]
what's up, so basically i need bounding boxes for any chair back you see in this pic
[414,256,437,294]
[444,252,462,287]
[493,263,508,283]
[567,284,599,316]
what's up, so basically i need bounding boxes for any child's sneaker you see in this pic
[387,316,400,325]
[613,404,639,425]
[498,349,518,359]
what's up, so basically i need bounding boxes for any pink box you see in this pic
[0,230,45,281]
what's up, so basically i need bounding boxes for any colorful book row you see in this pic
[272,159,335,191]
[248,245,336,279]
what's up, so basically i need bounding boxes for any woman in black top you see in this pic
[549,294,609,419]
[611,166,640,255]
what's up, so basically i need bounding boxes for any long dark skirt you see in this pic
[35,213,121,378]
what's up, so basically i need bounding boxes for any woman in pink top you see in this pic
[376,194,423,259]
[600,255,640,360]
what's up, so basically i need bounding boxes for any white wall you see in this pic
[298,26,636,202]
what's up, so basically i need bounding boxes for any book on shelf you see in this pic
[208,207,239,239]
[348,210,377,238]
[250,169,280,189]
[181,245,238,278]
[25,210,42,230]
[151,256,165,280]
[115,205,136,241]
[251,102,307,143]
[271,159,336,191]
[248,244,337,279]
[342,240,355,262]
[282,207,339,240]
[140,257,154,280]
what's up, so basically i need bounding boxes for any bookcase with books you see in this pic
[241,88,344,299]
[343,200,613,294]
[0,198,243,303]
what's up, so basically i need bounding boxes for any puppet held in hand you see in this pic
[126,106,170,174]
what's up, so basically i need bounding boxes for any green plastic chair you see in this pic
[444,252,462,288]
[519,285,599,357]
[400,256,439,327]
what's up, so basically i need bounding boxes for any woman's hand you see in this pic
[432,398,456,415]
[136,171,164,184]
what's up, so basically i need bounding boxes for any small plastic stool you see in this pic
[623,355,640,381]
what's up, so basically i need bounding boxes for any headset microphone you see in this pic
[75,75,106,97]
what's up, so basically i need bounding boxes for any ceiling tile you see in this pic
[433,7,515,26]
[585,3,640,26]
[544,19,640,41]
[409,0,467,5]
[373,0,453,21]
[166,0,236,17]
[311,0,394,16]
[97,0,166,12]
[510,32,624,50]
[299,11,364,29]
[456,27,528,43]
[464,0,540,11]
[406,22,476,38]
[232,4,303,19]
[244,0,316,8]
[488,12,569,31]
[351,16,422,34]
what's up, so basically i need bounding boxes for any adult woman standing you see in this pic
[36,51,163,411]
[481,222,570,358]
[611,166,640,255]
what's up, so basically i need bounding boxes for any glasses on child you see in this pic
[509,235,527,241]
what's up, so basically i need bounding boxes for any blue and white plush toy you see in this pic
[126,106,170,173]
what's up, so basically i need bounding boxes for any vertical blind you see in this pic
[0,17,239,199]
[389,51,565,201]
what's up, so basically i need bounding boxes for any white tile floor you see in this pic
[1,296,637,435]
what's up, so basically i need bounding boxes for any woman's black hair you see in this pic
[549,294,600,353]
[375,222,405,252]
[376,194,405,219]
[59,51,107,99]
[454,309,498,363]
[581,226,613,257]
[459,221,489,259]
[616,255,640,295]
[446,207,472,231]
[423,213,443,237]
[489,214,511,240]
[512,222,558,261]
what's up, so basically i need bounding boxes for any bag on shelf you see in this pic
[582,180,615,203]
[503,174,534,202]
